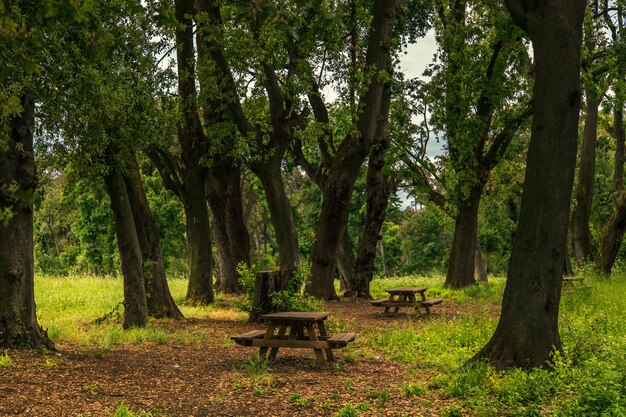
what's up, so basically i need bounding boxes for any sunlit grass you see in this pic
[34,274,240,346]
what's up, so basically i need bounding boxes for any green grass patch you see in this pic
[0,350,13,368]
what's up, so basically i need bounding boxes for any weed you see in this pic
[334,402,371,417]
[0,350,13,368]
[367,390,391,408]
[112,402,154,417]
[82,384,101,393]
[290,393,313,408]
[402,381,427,397]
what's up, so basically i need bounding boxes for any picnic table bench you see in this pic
[370,287,443,316]
[562,276,590,291]
[231,312,355,368]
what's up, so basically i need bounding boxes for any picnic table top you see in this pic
[386,287,428,294]
[261,311,330,322]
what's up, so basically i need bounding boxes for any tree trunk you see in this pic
[346,139,395,299]
[104,170,148,330]
[472,0,585,370]
[183,174,214,304]
[123,154,182,318]
[476,237,489,283]
[207,166,250,294]
[596,191,626,274]
[308,0,400,300]
[613,103,624,191]
[379,240,390,277]
[571,96,601,264]
[251,162,299,270]
[247,269,292,323]
[174,0,214,304]
[445,184,483,289]
[0,94,54,349]
[337,230,355,292]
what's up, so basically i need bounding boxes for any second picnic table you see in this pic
[231,311,355,368]
[370,287,443,316]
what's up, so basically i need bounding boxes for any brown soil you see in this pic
[0,298,500,417]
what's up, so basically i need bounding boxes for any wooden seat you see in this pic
[420,298,443,314]
[327,332,356,348]
[231,330,266,346]
[369,298,388,306]
[421,298,443,307]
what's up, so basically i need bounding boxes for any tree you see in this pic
[471,0,586,369]
[0,0,92,349]
[307,0,402,300]
[426,0,532,289]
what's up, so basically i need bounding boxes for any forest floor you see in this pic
[0,295,500,417]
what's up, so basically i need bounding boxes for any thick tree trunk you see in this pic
[571,97,601,264]
[472,0,585,370]
[346,140,394,299]
[445,184,483,289]
[252,162,299,270]
[247,269,292,323]
[207,166,249,294]
[0,94,54,349]
[183,172,214,304]
[308,0,400,300]
[123,154,182,318]
[337,230,355,292]
[174,0,214,304]
[596,191,626,274]
[104,170,148,329]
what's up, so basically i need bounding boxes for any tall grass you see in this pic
[34,274,242,346]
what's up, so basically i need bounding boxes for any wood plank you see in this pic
[262,312,329,321]
[250,339,332,349]
[386,287,427,294]
[369,298,389,306]
[231,330,266,341]
[420,298,443,307]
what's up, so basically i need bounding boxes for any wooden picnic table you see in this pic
[231,311,355,368]
[370,287,443,316]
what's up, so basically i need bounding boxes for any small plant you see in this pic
[402,381,427,397]
[442,405,464,417]
[334,402,371,417]
[290,393,313,408]
[40,357,58,368]
[367,390,391,408]
[82,384,101,393]
[0,350,13,368]
[112,402,154,417]
[239,354,270,376]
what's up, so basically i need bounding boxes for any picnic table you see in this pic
[562,276,588,290]
[231,312,355,368]
[370,287,443,316]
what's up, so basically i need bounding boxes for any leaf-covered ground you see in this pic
[0,298,484,417]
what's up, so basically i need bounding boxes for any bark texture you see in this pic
[346,81,395,299]
[472,0,585,369]
[123,154,182,318]
[104,170,148,329]
[0,94,54,349]
[571,96,600,264]
[175,0,214,304]
[445,184,483,289]
[308,0,401,300]
[207,166,249,294]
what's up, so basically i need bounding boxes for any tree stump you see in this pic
[247,269,293,323]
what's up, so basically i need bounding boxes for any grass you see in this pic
[0,349,13,368]
[28,272,626,416]
[33,274,244,347]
